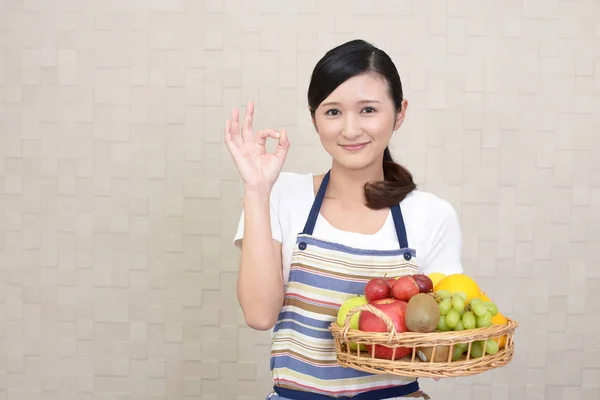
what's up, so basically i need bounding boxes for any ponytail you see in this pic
[364,147,417,210]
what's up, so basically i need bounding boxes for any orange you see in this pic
[491,312,508,349]
[492,312,507,325]
[433,274,481,302]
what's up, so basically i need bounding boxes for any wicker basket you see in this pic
[329,303,518,378]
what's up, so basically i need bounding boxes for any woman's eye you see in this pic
[325,109,340,116]
[363,107,376,113]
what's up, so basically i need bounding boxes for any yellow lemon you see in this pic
[433,274,481,302]
[427,272,446,288]
[480,292,492,303]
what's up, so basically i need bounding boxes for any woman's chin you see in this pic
[332,154,380,171]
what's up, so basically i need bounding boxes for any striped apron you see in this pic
[269,171,429,399]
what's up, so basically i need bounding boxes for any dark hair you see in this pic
[307,39,417,210]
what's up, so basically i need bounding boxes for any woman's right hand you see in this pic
[224,101,290,195]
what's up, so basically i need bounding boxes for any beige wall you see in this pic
[1,1,599,399]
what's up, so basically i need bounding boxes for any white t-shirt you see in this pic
[233,172,463,285]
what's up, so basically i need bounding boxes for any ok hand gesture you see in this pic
[224,101,290,194]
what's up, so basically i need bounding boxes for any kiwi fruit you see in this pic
[405,293,440,333]
[417,345,451,362]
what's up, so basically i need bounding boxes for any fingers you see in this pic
[273,129,290,161]
[224,119,241,157]
[224,119,233,146]
[225,107,243,147]
[231,107,240,143]
[255,129,280,146]
[224,102,289,163]
[242,101,254,142]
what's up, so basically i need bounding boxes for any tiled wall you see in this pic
[1,0,599,399]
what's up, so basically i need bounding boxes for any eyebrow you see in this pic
[320,100,382,107]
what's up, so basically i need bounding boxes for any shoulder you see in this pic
[401,189,461,236]
[272,171,313,191]
[269,171,314,209]
[232,172,314,248]
[401,189,458,220]
[403,190,463,275]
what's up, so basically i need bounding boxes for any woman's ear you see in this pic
[394,99,409,131]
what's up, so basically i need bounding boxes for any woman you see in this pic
[225,39,463,400]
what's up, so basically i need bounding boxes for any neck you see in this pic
[326,161,384,203]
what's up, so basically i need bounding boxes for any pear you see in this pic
[336,295,368,351]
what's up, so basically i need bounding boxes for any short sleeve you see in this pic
[232,184,284,250]
[421,200,464,275]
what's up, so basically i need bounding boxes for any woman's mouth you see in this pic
[340,142,370,151]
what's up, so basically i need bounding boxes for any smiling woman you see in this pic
[225,39,463,400]
[312,74,398,170]
[306,45,417,210]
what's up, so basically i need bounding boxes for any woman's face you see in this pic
[312,73,407,171]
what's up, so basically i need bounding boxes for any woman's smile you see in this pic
[339,141,371,151]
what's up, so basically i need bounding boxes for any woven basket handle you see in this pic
[341,303,399,339]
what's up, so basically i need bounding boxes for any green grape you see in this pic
[470,341,484,358]
[454,320,465,331]
[454,291,468,302]
[462,311,476,330]
[446,309,460,329]
[436,290,452,300]
[484,302,499,317]
[485,339,499,355]
[452,346,465,361]
[470,298,482,307]
[476,312,493,328]
[452,295,465,312]
[438,298,452,316]
[455,342,468,352]
[437,316,449,331]
[471,302,488,317]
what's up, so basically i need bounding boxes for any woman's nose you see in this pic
[342,117,362,139]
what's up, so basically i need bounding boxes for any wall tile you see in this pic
[0,1,598,399]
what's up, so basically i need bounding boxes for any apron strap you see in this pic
[301,170,330,235]
[391,203,409,249]
[301,170,410,249]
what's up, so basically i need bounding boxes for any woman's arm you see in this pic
[224,101,290,330]
[237,191,284,331]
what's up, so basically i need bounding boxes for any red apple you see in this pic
[364,277,391,303]
[412,274,434,293]
[358,298,411,359]
[386,277,398,287]
[391,276,420,302]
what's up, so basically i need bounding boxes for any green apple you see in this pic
[336,295,368,351]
